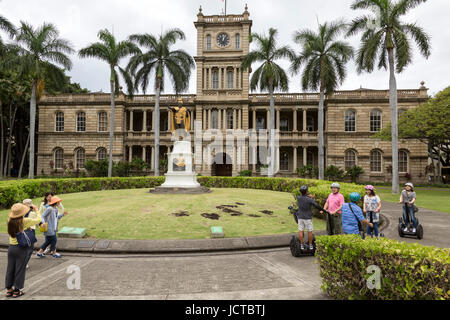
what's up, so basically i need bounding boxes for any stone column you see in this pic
[303,147,307,166]
[168,110,172,132]
[203,108,207,130]
[129,110,134,132]
[303,108,307,132]
[218,109,222,129]
[150,147,155,170]
[208,109,212,129]
[266,109,270,130]
[238,109,241,129]
[129,145,133,162]
[219,68,222,89]
[143,146,146,162]
[293,109,297,131]
[143,110,147,132]
[293,147,297,173]
[190,109,194,132]
[233,109,237,130]
[276,109,280,130]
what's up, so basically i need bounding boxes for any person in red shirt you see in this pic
[322,182,345,235]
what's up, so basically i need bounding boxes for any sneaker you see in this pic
[51,253,61,258]
[309,244,314,250]
[412,228,416,233]
[300,244,305,251]
[403,227,408,232]
[36,252,46,258]
[44,248,50,255]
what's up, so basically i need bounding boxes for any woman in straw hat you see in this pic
[5,203,42,298]
[36,196,68,259]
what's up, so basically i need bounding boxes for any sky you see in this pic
[1,0,449,96]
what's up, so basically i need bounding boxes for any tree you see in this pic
[291,20,354,180]
[7,22,74,179]
[241,28,294,177]
[79,29,140,178]
[375,86,450,171]
[347,0,431,193]
[127,29,194,176]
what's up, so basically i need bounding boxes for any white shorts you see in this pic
[298,219,313,232]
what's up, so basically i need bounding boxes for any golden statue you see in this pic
[169,98,191,133]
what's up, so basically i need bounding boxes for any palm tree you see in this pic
[127,29,194,176]
[79,29,140,178]
[291,20,354,180]
[8,22,74,179]
[241,28,294,177]
[347,0,431,193]
[0,14,15,46]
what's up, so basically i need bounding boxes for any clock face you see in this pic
[216,33,230,47]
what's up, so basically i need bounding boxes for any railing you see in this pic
[202,15,247,23]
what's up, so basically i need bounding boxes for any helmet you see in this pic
[365,185,374,191]
[330,182,341,189]
[349,192,361,202]
[299,185,308,193]
[405,182,414,189]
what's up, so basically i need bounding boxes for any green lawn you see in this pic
[375,187,450,214]
[0,188,325,240]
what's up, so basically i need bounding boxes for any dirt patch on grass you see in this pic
[247,214,261,218]
[235,202,245,206]
[260,210,273,215]
[216,205,243,216]
[172,211,190,217]
[201,213,220,220]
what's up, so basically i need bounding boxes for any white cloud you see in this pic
[1,0,449,95]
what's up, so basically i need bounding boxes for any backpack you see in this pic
[16,228,37,248]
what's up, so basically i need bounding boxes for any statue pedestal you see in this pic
[151,140,210,194]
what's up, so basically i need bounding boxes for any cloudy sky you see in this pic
[1,0,449,96]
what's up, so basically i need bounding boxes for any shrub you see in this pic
[315,235,450,300]
[85,159,109,177]
[325,165,345,181]
[238,170,252,177]
[346,165,365,183]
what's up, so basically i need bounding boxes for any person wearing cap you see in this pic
[341,192,373,235]
[399,182,417,233]
[363,185,382,239]
[36,196,68,259]
[296,186,327,251]
[323,182,345,235]
[5,203,42,298]
[22,199,39,268]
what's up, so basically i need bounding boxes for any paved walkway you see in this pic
[0,202,448,300]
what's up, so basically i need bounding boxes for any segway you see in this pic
[398,206,423,239]
[288,205,320,257]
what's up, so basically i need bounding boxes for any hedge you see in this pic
[315,235,450,300]
[0,176,364,210]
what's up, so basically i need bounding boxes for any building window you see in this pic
[280,117,289,131]
[307,116,315,132]
[97,148,107,161]
[345,110,356,132]
[226,110,233,129]
[235,33,240,49]
[54,148,64,169]
[206,35,211,50]
[77,112,86,132]
[55,112,64,132]
[370,109,382,132]
[280,151,289,171]
[399,150,408,173]
[212,69,219,89]
[211,109,219,129]
[370,150,382,172]
[307,151,314,166]
[75,148,85,169]
[256,116,265,130]
[98,112,107,132]
[227,70,234,89]
[344,149,357,169]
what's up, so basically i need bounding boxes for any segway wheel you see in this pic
[290,236,302,257]
[416,225,424,240]
[398,224,404,238]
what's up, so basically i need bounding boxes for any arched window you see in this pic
[370,109,382,132]
[344,149,357,169]
[206,35,211,50]
[97,147,107,161]
[370,150,382,172]
[55,112,64,132]
[98,111,107,132]
[227,69,234,89]
[345,110,356,132]
[77,112,86,132]
[212,69,219,89]
[235,33,240,49]
[54,148,64,169]
[399,150,408,173]
[75,148,86,169]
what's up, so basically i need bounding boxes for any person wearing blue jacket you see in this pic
[36,196,68,258]
[341,192,373,235]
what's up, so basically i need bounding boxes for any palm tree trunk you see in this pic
[318,88,325,180]
[18,132,29,178]
[0,99,4,179]
[108,74,115,178]
[4,102,17,177]
[268,81,275,177]
[388,48,399,194]
[28,81,37,179]
[154,78,161,176]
